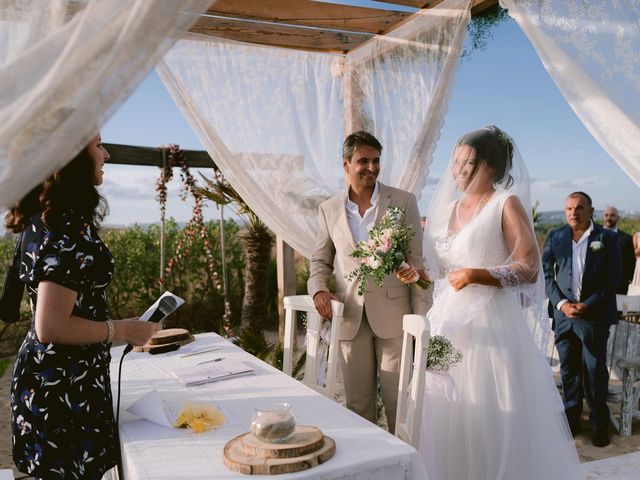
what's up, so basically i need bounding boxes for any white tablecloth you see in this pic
[109,333,428,479]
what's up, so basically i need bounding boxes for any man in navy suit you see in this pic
[542,192,622,447]
[602,206,636,294]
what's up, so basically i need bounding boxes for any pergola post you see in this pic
[342,62,364,136]
[159,147,167,294]
[277,236,296,340]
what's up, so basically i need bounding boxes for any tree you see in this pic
[462,4,510,60]
[197,170,274,334]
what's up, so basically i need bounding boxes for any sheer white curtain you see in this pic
[0,0,212,209]
[158,0,470,258]
[501,0,640,185]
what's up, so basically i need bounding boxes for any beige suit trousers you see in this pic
[339,311,402,434]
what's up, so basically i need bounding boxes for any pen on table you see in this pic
[196,357,225,365]
[179,347,221,358]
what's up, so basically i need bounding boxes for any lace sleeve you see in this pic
[487,265,521,288]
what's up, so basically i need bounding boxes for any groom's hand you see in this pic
[313,291,338,319]
[396,264,419,284]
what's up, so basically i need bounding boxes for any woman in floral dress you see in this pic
[7,133,159,479]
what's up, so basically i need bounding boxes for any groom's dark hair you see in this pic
[343,131,383,161]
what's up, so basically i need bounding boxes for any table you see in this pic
[109,333,428,479]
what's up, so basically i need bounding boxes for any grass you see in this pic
[0,358,11,378]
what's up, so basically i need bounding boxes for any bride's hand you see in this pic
[448,268,474,291]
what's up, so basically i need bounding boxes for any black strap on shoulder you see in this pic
[12,231,23,266]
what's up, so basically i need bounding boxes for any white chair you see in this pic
[0,469,15,480]
[283,295,343,399]
[395,314,430,449]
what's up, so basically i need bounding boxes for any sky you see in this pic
[97,2,640,229]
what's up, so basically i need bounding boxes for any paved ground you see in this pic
[584,451,640,479]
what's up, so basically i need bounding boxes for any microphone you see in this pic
[123,296,179,355]
[147,296,178,324]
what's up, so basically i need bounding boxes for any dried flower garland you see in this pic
[156,144,232,336]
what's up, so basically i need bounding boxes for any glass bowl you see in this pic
[250,402,296,443]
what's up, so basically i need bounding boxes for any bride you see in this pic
[398,126,583,479]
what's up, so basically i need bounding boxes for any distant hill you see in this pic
[537,211,565,225]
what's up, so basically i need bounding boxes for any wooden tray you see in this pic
[223,426,335,475]
[241,425,324,459]
[133,328,195,353]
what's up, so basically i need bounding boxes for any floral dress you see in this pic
[11,211,117,479]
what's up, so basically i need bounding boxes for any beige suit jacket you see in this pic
[308,182,431,341]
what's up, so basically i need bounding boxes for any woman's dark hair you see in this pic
[5,146,108,233]
[4,184,43,233]
[457,125,514,188]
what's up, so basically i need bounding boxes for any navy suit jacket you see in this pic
[542,223,622,331]
[617,229,636,293]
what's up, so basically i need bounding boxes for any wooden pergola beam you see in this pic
[375,0,499,14]
[191,15,372,53]
[104,143,216,169]
[372,0,431,7]
[471,0,499,15]
[206,0,412,35]
[190,0,502,53]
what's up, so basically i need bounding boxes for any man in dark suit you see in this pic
[542,192,622,447]
[603,206,636,294]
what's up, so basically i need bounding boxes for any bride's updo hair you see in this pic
[457,125,514,188]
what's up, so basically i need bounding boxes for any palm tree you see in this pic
[197,170,273,334]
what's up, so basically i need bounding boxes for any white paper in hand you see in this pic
[139,291,185,323]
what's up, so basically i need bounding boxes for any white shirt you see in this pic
[557,221,594,310]
[345,182,379,244]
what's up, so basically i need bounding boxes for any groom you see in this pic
[308,131,430,433]
[542,191,622,447]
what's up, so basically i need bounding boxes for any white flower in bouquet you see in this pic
[427,335,463,372]
[346,206,431,295]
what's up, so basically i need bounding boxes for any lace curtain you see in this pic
[157,0,471,258]
[501,0,640,186]
[0,0,212,209]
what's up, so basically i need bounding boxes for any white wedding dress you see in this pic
[420,191,583,480]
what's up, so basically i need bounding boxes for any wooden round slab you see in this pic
[149,328,192,345]
[133,328,194,353]
[223,429,335,475]
[241,425,324,459]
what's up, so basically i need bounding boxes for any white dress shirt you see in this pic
[345,181,379,243]
[557,221,594,310]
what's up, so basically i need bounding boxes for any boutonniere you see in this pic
[590,240,604,252]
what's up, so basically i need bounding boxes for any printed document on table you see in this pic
[172,359,254,386]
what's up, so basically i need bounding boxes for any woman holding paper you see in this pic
[6,133,159,479]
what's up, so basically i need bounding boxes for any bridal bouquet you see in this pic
[427,335,463,372]
[346,206,431,295]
